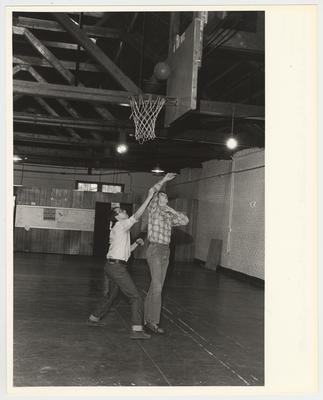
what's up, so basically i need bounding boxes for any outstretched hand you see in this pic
[135,238,145,246]
[164,172,177,182]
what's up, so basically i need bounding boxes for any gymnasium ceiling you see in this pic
[12,11,264,173]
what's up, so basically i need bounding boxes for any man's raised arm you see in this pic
[133,187,156,221]
[148,173,177,211]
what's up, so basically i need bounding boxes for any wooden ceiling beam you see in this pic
[222,15,264,53]
[14,25,114,121]
[198,99,264,120]
[29,98,81,140]
[14,112,132,130]
[244,122,265,136]
[14,132,105,147]
[33,97,59,117]
[14,28,159,65]
[201,61,242,93]
[114,13,139,63]
[15,36,88,53]
[41,40,85,51]
[13,65,80,138]
[13,25,75,83]
[13,135,211,161]
[239,89,264,104]
[14,63,76,118]
[53,13,141,93]
[13,63,81,139]
[67,12,106,18]
[13,130,232,156]
[14,37,85,52]
[221,70,254,98]
[14,55,101,73]
[94,13,113,27]
[168,12,181,56]
[14,114,219,147]
[118,147,215,160]
[14,16,122,39]
[14,143,205,165]
[14,145,94,159]
[204,12,264,53]
[13,80,177,106]
[19,156,185,172]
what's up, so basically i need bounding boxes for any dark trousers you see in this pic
[92,261,144,327]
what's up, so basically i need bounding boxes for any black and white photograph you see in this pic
[5,2,318,396]
[11,8,265,388]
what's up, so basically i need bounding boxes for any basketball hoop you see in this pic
[129,95,165,144]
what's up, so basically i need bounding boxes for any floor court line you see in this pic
[115,309,172,386]
[162,313,251,386]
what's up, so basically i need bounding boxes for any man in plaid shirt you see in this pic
[144,173,189,334]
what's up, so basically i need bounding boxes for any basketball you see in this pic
[154,61,171,81]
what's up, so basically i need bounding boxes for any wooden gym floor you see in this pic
[13,252,264,387]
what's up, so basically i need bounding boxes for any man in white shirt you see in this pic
[87,186,155,340]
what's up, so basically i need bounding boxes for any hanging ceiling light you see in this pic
[151,164,164,174]
[13,155,22,162]
[226,108,238,150]
[116,131,128,154]
[226,137,238,150]
[151,139,164,174]
[116,144,128,154]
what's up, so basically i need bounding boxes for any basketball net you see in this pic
[129,95,165,144]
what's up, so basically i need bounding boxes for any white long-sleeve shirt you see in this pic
[106,215,138,261]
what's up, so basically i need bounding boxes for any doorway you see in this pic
[92,202,133,257]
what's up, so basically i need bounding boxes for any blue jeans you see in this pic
[92,261,144,326]
[144,243,170,325]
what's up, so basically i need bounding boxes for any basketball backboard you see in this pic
[164,13,206,127]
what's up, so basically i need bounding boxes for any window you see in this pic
[77,182,98,192]
[76,181,124,193]
[102,184,122,194]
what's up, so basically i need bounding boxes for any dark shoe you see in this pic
[130,330,151,340]
[87,319,106,327]
[145,322,165,334]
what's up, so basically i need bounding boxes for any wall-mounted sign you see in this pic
[43,208,56,221]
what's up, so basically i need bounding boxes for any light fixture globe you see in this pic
[116,144,128,154]
[226,137,238,150]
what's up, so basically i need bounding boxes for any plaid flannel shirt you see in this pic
[147,181,189,245]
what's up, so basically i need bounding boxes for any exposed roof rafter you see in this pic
[53,13,141,93]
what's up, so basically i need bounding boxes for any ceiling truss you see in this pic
[12,10,265,172]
